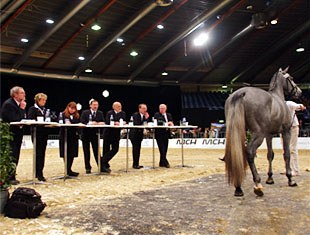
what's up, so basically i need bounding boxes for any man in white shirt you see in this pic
[286,100,306,176]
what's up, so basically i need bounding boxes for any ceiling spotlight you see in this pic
[116,38,124,43]
[157,24,164,29]
[21,38,29,43]
[216,15,221,20]
[270,19,278,25]
[130,51,138,57]
[78,56,85,60]
[296,47,305,53]
[222,85,228,89]
[246,5,253,10]
[193,32,209,46]
[162,72,168,76]
[76,103,82,111]
[102,90,109,98]
[91,24,101,31]
[85,68,92,73]
[46,19,54,24]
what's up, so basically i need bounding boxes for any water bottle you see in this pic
[110,114,114,126]
[153,117,157,126]
[88,114,93,124]
[182,117,187,126]
[119,118,124,126]
[58,112,63,124]
[129,116,133,126]
[45,109,51,122]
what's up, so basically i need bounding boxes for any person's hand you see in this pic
[168,121,174,126]
[145,112,149,119]
[20,100,27,109]
[301,104,306,111]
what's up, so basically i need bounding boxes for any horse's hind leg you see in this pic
[282,129,297,187]
[247,134,265,196]
[266,135,275,184]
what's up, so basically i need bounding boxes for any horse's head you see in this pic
[270,67,302,98]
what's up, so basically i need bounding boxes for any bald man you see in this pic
[101,102,126,173]
[153,104,174,168]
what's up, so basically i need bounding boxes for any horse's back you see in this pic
[226,87,288,134]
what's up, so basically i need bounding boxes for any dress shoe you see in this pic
[86,169,91,174]
[68,171,79,177]
[37,176,46,182]
[159,163,170,168]
[10,179,20,185]
[133,165,143,169]
[101,167,111,173]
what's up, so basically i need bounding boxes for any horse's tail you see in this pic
[224,92,247,187]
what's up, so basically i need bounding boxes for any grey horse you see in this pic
[224,68,302,197]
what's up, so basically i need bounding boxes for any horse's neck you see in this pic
[268,83,285,100]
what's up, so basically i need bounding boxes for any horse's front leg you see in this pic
[247,135,265,196]
[266,135,275,184]
[282,129,297,187]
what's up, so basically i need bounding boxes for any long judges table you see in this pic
[11,121,197,181]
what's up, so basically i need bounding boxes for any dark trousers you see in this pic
[9,127,23,180]
[130,138,142,167]
[156,135,169,165]
[64,156,74,173]
[31,134,48,177]
[102,138,120,168]
[82,135,99,170]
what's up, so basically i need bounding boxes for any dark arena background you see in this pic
[0,0,309,234]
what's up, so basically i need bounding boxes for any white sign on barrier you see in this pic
[20,136,310,150]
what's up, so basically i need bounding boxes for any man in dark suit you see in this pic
[80,99,105,174]
[1,86,27,184]
[129,103,149,169]
[101,101,126,173]
[154,104,174,168]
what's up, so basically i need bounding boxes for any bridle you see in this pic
[283,73,299,97]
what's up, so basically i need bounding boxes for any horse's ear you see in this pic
[279,68,283,72]
[283,66,289,73]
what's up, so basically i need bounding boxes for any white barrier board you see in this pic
[21,136,310,150]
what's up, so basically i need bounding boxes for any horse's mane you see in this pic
[268,72,278,92]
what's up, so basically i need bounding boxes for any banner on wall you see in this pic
[21,136,310,150]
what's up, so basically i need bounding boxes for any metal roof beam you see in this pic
[74,1,159,76]
[42,0,117,68]
[128,0,236,82]
[12,0,92,69]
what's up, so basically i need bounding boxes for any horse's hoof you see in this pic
[254,187,264,197]
[234,188,244,197]
[266,178,274,184]
[289,181,298,187]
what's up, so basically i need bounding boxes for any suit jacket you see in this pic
[59,112,80,158]
[153,112,173,138]
[103,110,126,140]
[129,112,148,141]
[80,109,105,139]
[1,97,26,135]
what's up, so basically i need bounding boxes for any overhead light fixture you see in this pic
[78,56,85,60]
[116,38,124,43]
[193,32,209,46]
[296,47,305,53]
[102,90,109,98]
[91,24,101,31]
[246,5,253,10]
[130,51,138,57]
[85,68,92,73]
[222,85,228,89]
[162,72,168,76]
[270,19,278,25]
[76,103,82,111]
[157,24,164,29]
[46,19,54,24]
[21,38,29,43]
